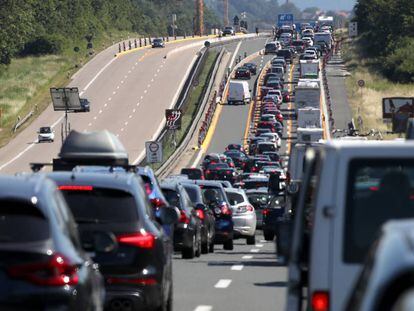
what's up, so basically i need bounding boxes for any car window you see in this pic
[226,192,245,205]
[247,193,270,209]
[183,186,199,203]
[201,186,226,205]
[163,189,181,209]
[61,187,139,223]
[344,160,414,263]
[0,199,50,243]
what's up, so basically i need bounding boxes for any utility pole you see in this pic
[195,0,204,36]
[223,0,229,26]
[172,14,177,37]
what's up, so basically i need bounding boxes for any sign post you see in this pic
[277,14,294,27]
[165,109,183,148]
[145,141,163,164]
[349,22,358,38]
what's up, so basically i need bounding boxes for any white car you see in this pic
[302,37,314,46]
[38,126,55,143]
[260,132,282,148]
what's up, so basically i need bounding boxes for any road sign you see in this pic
[278,14,294,27]
[349,22,358,37]
[50,87,82,111]
[165,109,182,130]
[145,141,163,163]
[357,79,365,87]
[382,97,414,119]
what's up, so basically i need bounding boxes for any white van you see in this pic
[287,140,414,311]
[228,80,251,105]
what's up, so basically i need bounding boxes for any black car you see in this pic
[161,183,202,259]
[262,194,286,241]
[276,49,294,63]
[262,151,282,163]
[224,150,249,170]
[245,189,271,229]
[152,38,165,48]
[235,67,251,79]
[202,153,222,170]
[49,172,177,311]
[244,63,257,75]
[181,167,205,180]
[182,183,216,253]
[186,180,234,250]
[0,174,105,310]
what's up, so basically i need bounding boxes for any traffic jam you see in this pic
[2,18,414,311]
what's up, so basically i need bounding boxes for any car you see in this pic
[38,126,54,142]
[136,166,169,208]
[228,80,251,105]
[152,38,165,48]
[205,163,230,179]
[225,188,257,244]
[235,67,251,79]
[181,167,205,180]
[262,193,286,241]
[78,98,91,112]
[202,153,222,170]
[262,151,282,163]
[241,177,269,190]
[161,182,202,259]
[0,174,105,311]
[243,63,257,75]
[186,180,234,250]
[224,150,249,169]
[245,189,271,229]
[260,133,282,148]
[225,143,246,153]
[264,42,279,55]
[292,40,306,53]
[211,168,239,184]
[181,183,216,253]
[223,26,235,36]
[276,49,294,63]
[49,171,178,311]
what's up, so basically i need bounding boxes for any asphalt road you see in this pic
[176,48,300,311]
[0,35,263,174]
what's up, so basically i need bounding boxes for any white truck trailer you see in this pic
[294,80,321,112]
[299,60,319,79]
[296,127,324,144]
[297,107,321,128]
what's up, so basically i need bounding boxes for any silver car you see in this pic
[225,188,257,245]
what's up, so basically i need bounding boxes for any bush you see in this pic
[383,37,414,83]
[20,34,65,56]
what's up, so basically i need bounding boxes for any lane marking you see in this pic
[99,110,102,114]
[104,103,108,107]
[231,265,244,271]
[133,109,136,113]
[250,249,260,253]
[108,97,112,101]
[256,244,264,248]
[194,306,213,311]
[214,279,232,288]
[242,255,253,259]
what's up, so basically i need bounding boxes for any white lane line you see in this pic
[99,110,102,114]
[108,97,112,101]
[128,71,131,74]
[93,116,97,120]
[250,249,260,253]
[117,86,120,89]
[136,103,140,107]
[242,255,253,259]
[135,62,138,65]
[120,128,124,132]
[88,123,92,126]
[140,96,144,99]
[144,90,147,93]
[214,279,232,289]
[121,81,124,84]
[194,306,213,311]
[256,244,264,248]
[129,115,132,119]
[151,78,154,82]
[124,121,128,126]
[229,41,243,67]
[104,103,108,107]
[231,265,244,271]
[112,91,116,95]
[157,69,160,73]
[132,108,136,113]
[147,84,151,88]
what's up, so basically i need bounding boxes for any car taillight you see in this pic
[179,210,190,224]
[221,203,232,215]
[196,209,205,220]
[117,232,155,249]
[312,291,329,311]
[144,183,152,195]
[151,198,166,208]
[58,185,93,191]
[262,208,270,216]
[8,254,79,286]
[206,170,211,175]
[246,204,254,212]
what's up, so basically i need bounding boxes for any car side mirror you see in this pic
[93,231,117,253]
[159,206,180,225]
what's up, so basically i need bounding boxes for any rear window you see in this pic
[244,180,269,190]
[344,160,414,263]
[247,193,270,209]
[258,144,276,153]
[200,186,226,205]
[181,169,202,180]
[61,188,138,223]
[183,186,199,203]
[0,199,49,243]
[162,189,181,209]
[226,192,245,205]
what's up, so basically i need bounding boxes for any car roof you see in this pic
[0,174,55,201]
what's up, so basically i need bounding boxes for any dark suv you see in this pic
[276,49,294,63]
[48,172,177,311]
[0,174,105,310]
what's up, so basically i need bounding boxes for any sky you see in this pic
[290,0,356,11]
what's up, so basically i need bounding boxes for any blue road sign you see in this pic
[277,14,294,27]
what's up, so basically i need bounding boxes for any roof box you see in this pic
[58,130,129,166]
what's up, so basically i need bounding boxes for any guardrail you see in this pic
[13,110,34,133]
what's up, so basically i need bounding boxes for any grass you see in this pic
[0,30,139,146]
[148,49,220,170]
[342,38,414,138]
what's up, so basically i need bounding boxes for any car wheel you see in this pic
[264,231,274,241]
[182,234,195,259]
[201,231,209,254]
[209,240,215,253]
[246,234,256,245]
[223,238,234,250]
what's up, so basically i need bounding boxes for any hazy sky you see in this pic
[290,0,356,11]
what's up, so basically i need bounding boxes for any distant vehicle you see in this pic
[228,80,251,105]
[264,42,279,55]
[313,32,333,50]
[76,98,90,112]
[292,40,306,53]
[181,167,205,180]
[235,67,251,80]
[225,188,257,244]
[302,37,314,47]
[276,49,294,63]
[223,26,235,36]
[346,219,414,311]
[152,38,165,48]
[38,126,54,142]
[287,140,414,311]
[225,143,246,153]
[243,63,257,75]
[224,150,249,169]
[262,193,286,240]
[0,174,105,310]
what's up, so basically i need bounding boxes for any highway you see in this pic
[0,35,265,174]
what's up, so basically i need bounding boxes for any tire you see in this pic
[156,283,173,311]
[182,234,195,259]
[246,234,256,245]
[264,231,274,241]
[223,238,234,250]
[209,241,214,253]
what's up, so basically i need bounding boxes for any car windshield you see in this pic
[39,127,51,133]
[247,193,271,208]
[0,199,49,243]
[201,186,226,205]
[181,169,202,180]
[61,187,139,223]
[344,160,414,263]
[226,192,245,206]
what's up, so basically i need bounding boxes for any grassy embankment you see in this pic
[0,30,137,146]
[341,34,414,138]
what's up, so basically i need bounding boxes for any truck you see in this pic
[299,59,319,79]
[297,108,321,128]
[296,127,323,144]
[294,80,321,112]
[228,80,251,105]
